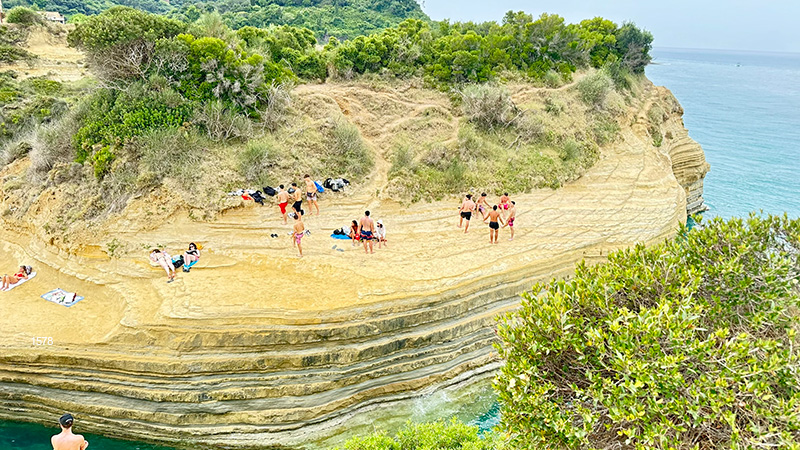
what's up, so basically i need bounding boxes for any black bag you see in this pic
[263,186,277,196]
[251,191,266,205]
[171,255,184,269]
[333,227,345,236]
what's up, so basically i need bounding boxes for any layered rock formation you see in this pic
[0,80,707,448]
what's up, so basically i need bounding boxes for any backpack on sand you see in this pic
[263,186,277,196]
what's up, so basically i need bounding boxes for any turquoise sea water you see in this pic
[647,48,800,219]
[3,48,799,449]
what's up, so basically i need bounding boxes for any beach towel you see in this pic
[41,288,84,307]
[1,272,36,291]
[331,233,353,240]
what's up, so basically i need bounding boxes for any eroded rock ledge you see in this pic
[0,81,706,448]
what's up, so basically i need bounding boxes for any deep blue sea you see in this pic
[3,48,799,450]
[647,48,800,219]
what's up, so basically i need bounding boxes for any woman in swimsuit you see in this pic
[150,249,176,283]
[2,265,31,290]
[183,243,201,273]
[349,220,360,247]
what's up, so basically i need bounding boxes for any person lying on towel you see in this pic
[2,265,32,291]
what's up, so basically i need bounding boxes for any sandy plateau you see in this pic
[0,36,708,448]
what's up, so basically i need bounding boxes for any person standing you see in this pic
[499,192,510,218]
[276,185,290,224]
[484,205,505,244]
[504,201,516,241]
[292,213,305,258]
[476,193,489,220]
[458,194,477,233]
[51,413,88,450]
[304,174,320,216]
[291,182,303,216]
[359,211,376,254]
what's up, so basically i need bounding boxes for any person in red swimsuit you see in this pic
[503,201,517,241]
[2,265,31,290]
[276,185,290,224]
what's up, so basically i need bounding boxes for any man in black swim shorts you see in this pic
[484,204,505,244]
[458,194,477,233]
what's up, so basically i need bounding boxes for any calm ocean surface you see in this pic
[647,48,800,219]
[3,48,799,449]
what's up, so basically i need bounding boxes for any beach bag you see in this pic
[314,181,324,193]
[171,255,184,269]
[263,186,277,196]
[251,191,266,205]
[333,227,345,236]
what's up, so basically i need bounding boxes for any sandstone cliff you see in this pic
[0,79,707,448]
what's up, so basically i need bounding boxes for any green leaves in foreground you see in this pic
[340,419,505,450]
[496,214,800,449]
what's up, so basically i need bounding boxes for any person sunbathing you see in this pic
[150,249,176,283]
[182,243,201,273]
[1,265,31,290]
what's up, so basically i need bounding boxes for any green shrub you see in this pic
[576,71,614,108]
[6,7,43,26]
[137,128,205,180]
[25,78,62,96]
[0,44,36,63]
[339,419,505,450]
[543,70,563,88]
[496,214,800,450]
[459,84,518,130]
[326,117,373,177]
[239,136,279,186]
[195,101,252,141]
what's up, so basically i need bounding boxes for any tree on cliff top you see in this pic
[495,214,800,449]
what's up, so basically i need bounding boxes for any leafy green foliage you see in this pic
[330,14,651,85]
[496,214,800,449]
[6,7,44,25]
[72,84,192,177]
[339,419,505,450]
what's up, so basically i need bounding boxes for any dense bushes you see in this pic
[339,419,504,450]
[496,214,800,449]
[5,7,43,26]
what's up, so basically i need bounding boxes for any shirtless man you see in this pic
[499,192,510,219]
[359,210,376,254]
[484,205,505,244]
[303,174,320,216]
[51,413,88,450]
[458,194,477,233]
[276,185,290,224]
[503,201,517,241]
[291,213,305,257]
[291,182,303,216]
[476,192,489,220]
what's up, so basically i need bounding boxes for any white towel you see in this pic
[1,272,36,291]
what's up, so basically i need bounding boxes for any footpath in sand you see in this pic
[0,82,706,448]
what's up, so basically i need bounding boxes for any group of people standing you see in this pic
[273,174,321,224]
[458,192,517,244]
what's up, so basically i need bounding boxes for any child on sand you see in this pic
[503,201,516,241]
[376,220,387,248]
[1,265,31,290]
[458,194,477,233]
[150,249,176,283]
[484,205,505,244]
[292,213,305,257]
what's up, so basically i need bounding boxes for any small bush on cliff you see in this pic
[6,7,43,26]
[340,419,505,450]
[495,214,800,450]
[458,84,519,131]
